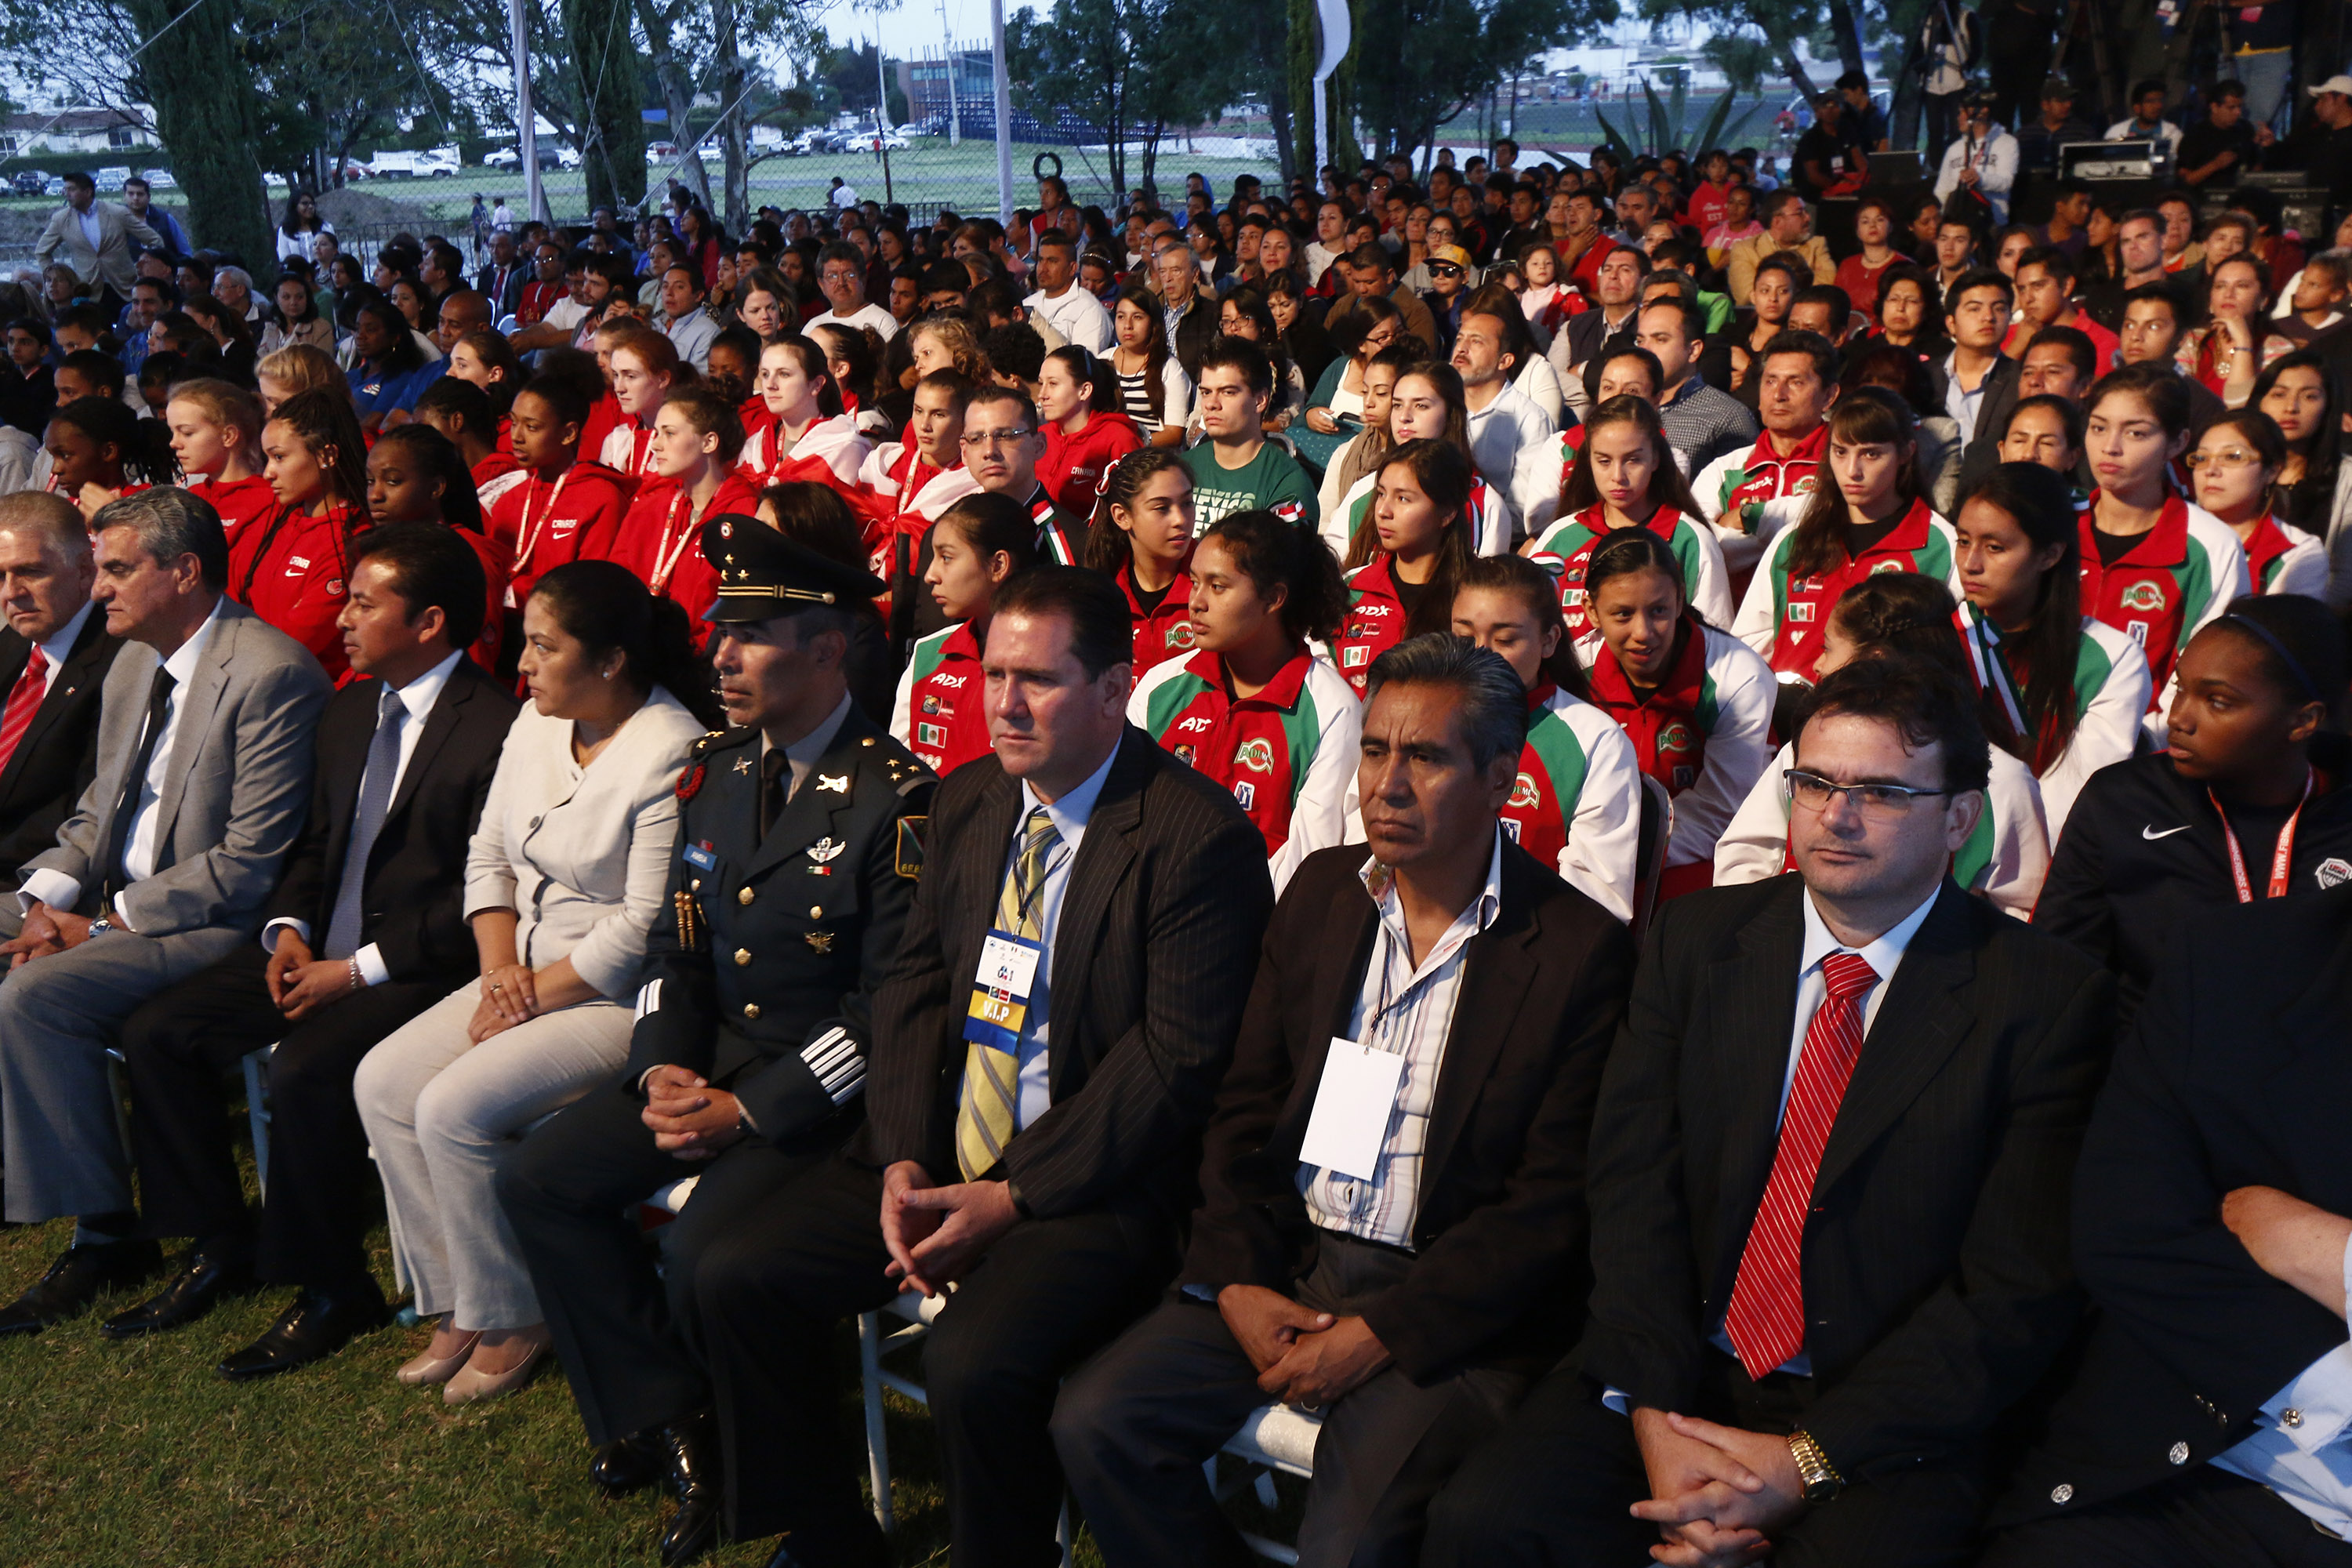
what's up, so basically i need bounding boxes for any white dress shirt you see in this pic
[26,599,93,698]
[978,742,1119,1131]
[2209,1238,2352,1537]
[19,601,223,929]
[261,650,465,985]
[1298,831,1503,1248]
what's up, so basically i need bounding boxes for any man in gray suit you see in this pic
[0,488,331,1335]
[32,172,165,316]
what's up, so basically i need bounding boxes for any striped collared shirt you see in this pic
[1298,831,1504,1248]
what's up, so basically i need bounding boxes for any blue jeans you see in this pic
[2235,49,2294,132]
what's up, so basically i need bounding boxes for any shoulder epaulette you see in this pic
[852,730,938,797]
[690,726,758,760]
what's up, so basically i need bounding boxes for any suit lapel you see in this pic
[1709,879,1809,1278]
[742,711,876,882]
[1813,883,1976,1195]
[10,612,109,777]
[1420,854,1538,1186]
[151,608,239,858]
[385,666,474,822]
[1044,731,1149,1094]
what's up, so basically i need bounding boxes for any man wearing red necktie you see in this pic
[1425,652,2112,1568]
[0,492,122,886]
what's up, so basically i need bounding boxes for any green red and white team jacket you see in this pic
[1508,423,1588,539]
[1493,681,1645,923]
[1332,557,1419,695]
[2074,492,2249,735]
[1128,646,1362,893]
[1713,737,2052,919]
[1584,619,1777,894]
[1116,559,1197,684]
[890,620,993,776]
[2238,513,2327,597]
[1731,499,1960,681]
[1692,423,1828,579]
[1327,468,1513,559]
[1955,603,2151,843]
[1526,504,1736,653]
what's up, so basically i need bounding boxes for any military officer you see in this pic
[497,514,935,1568]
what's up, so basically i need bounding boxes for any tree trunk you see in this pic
[1141,114,1164,196]
[712,0,749,230]
[1287,0,1317,179]
[1763,20,1820,101]
[125,0,272,263]
[1824,0,1868,78]
[634,0,715,210]
[568,0,648,212]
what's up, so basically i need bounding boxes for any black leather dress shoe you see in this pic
[658,1411,724,1567]
[590,1428,667,1497]
[0,1240,162,1336]
[101,1247,254,1338]
[216,1280,391,1381]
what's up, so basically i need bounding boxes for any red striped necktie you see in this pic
[1723,949,1878,1381]
[0,644,48,777]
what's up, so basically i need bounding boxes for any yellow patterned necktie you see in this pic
[956,805,1061,1180]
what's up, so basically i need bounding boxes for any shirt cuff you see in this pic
[19,868,80,915]
[1602,1387,1632,1415]
[2260,1338,2352,1457]
[262,916,310,954]
[111,895,136,933]
[354,942,388,987]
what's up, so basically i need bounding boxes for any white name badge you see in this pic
[1298,1037,1405,1182]
[976,931,1043,1000]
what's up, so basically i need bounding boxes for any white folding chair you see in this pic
[1210,1403,1325,1564]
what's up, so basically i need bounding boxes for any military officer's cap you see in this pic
[701,513,887,623]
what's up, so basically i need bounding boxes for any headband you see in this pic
[2216,612,2322,703]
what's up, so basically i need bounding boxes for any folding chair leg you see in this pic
[858,1311,895,1534]
[241,1049,270,1200]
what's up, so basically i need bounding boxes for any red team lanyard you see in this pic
[2209,768,2313,903]
[649,489,696,596]
[511,466,574,577]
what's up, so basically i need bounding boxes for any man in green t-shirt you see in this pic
[1178,338,1320,534]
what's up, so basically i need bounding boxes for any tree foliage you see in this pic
[1006,0,1239,196]
[1347,0,1613,169]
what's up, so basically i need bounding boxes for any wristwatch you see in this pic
[1787,1428,1844,1504]
[85,917,112,938]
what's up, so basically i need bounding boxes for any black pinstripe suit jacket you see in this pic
[858,725,1275,1220]
[1578,874,2113,1483]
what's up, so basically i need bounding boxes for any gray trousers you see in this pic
[1052,1232,1527,1568]
[0,920,249,1222]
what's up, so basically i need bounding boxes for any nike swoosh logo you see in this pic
[2143,824,2192,840]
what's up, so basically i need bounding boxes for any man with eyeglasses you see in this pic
[961,386,1087,567]
[811,239,899,343]
[1427,651,2110,1568]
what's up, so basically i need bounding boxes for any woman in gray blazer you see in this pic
[356,562,717,1404]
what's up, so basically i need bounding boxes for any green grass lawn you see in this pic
[0,1160,968,1566]
[0,1130,1307,1566]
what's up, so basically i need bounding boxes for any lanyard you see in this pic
[2209,768,2313,903]
[510,466,573,577]
[648,488,698,596]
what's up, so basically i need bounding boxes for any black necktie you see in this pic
[104,665,177,896]
[759,749,789,843]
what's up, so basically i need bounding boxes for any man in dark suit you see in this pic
[0,492,122,885]
[475,230,527,318]
[691,566,1274,1568]
[101,525,514,1373]
[1051,635,1637,1567]
[1423,654,2113,1568]
[498,523,935,1568]
[1983,891,2352,1566]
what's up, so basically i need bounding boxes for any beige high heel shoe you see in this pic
[395,1328,480,1386]
[441,1330,549,1406]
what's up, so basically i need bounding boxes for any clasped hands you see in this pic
[879,1160,1021,1298]
[1217,1283,1392,1411]
[2,898,94,968]
[1621,1406,1806,1568]
[264,930,361,1021]
[640,1063,749,1160]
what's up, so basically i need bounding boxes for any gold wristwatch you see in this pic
[1787,1428,1844,1504]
